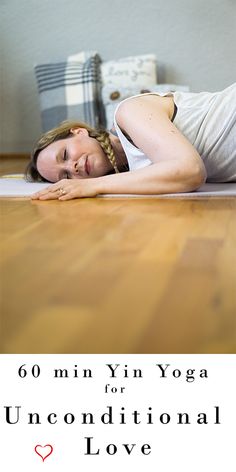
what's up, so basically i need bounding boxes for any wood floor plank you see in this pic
[1,158,236,353]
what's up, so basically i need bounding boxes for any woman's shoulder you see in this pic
[115,93,175,130]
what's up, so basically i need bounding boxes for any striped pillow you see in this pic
[35,51,104,132]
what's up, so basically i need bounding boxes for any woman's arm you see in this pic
[95,94,207,194]
[95,157,205,195]
[115,94,207,180]
[32,154,205,201]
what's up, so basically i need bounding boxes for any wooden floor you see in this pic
[1,157,236,353]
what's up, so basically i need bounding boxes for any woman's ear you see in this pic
[70,127,89,136]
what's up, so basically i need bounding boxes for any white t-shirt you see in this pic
[113,83,236,183]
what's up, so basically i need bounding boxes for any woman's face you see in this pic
[36,128,114,183]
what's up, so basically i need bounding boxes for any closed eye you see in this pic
[62,149,70,178]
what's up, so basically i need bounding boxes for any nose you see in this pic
[66,160,79,176]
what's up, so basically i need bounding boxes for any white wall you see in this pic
[1,0,236,153]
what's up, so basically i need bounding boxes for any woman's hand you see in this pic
[31,178,99,201]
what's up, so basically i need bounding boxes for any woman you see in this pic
[27,83,236,200]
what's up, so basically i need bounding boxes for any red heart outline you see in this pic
[35,444,53,462]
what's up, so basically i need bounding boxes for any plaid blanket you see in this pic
[35,51,104,132]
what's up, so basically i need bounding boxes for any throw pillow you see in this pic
[101,54,157,88]
[34,51,103,132]
[102,83,190,130]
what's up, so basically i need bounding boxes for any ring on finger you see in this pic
[58,188,66,196]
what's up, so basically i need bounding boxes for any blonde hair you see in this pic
[25,120,119,182]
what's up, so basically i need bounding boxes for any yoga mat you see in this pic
[0,175,236,198]
[99,183,236,198]
[0,175,49,196]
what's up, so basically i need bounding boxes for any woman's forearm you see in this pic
[31,160,206,201]
[95,160,206,195]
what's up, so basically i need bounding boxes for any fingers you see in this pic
[31,181,67,200]
[30,179,85,201]
[36,192,60,200]
[58,192,76,201]
[31,188,59,200]
[31,187,75,201]
[31,184,57,199]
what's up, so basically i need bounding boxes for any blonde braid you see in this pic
[91,130,119,173]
